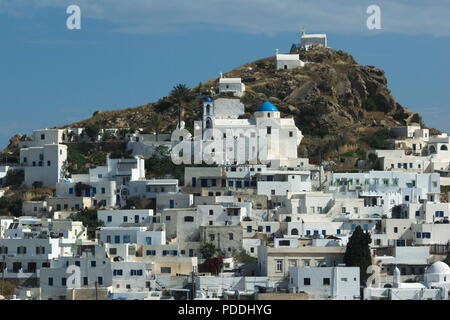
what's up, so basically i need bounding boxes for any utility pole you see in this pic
[217,233,220,252]
[318,148,323,191]
[1,255,5,298]
[190,270,196,300]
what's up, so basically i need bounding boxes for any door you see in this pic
[169,200,175,208]
[13,262,22,273]
[28,262,37,273]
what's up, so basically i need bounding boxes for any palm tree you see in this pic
[170,84,190,127]
[149,113,164,136]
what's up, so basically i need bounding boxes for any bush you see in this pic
[233,249,257,264]
[360,128,392,149]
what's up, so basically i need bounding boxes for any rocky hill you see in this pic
[5,47,438,163]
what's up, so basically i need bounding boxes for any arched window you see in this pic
[206,118,212,129]
[441,145,448,151]
[429,145,437,154]
[206,104,211,115]
[291,228,299,236]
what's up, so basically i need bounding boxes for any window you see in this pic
[303,278,311,285]
[47,161,51,166]
[146,250,156,256]
[109,248,117,255]
[276,260,283,273]
[160,267,171,274]
[289,131,293,137]
[123,235,131,243]
[107,216,112,222]
[98,277,103,285]
[323,278,330,286]
[62,278,67,286]
[303,260,310,267]
[209,210,214,216]
[184,216,194,222]
[83,277,88,285]
[394,227,398,233]
[36,246,45,254]
[113,269,123,276]
[229,233,234,240]
[436,211,444,217]
[405,195,410,202]
[265,226,271,233]
[267,127,271,135]
[415,211,420,217]
[91,261,97,267]
[17,246,27,254]
[48,277,53,286]
[247,226,252,233]
[209,234,215,241]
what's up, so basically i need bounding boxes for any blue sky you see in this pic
[0,0,449,149]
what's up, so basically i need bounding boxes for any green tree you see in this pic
[170,84,191,126]
[344,225,372,285]
[0,197,23,217]
[84,124,100,142]
[200,242,217,259]
[4,169,24,189]
[69,209,104,239]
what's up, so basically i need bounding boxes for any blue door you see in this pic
[169,200,175,208]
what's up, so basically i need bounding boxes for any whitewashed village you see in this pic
[1,31,450,301]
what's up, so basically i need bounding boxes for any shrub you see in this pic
[360,128,392,149]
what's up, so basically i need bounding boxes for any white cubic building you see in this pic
[300,31,327,50]
[289,266,360,300]
[275,49,305,70]
[20,144,67,188]
[218,75,245,97]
